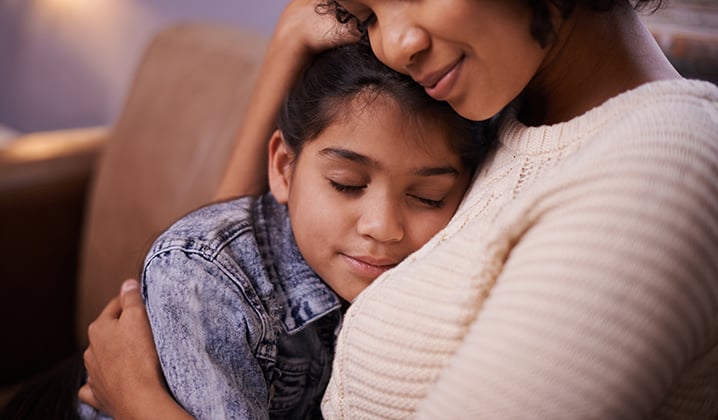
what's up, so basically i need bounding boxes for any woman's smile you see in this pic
[419,56,464,101]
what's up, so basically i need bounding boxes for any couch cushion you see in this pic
[75,23,268,345]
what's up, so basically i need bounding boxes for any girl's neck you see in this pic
[519,0,681,127]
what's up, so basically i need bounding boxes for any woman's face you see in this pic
[338,0,549,121]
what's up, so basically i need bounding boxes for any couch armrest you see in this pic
[0,127,107,385]
[0,127,107,188]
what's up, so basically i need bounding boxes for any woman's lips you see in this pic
[341,254,397,279]
[423,58,463,101]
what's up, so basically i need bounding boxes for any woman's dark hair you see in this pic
[277,42,486,173]
[527,0,663,47]
[320,0,663,48]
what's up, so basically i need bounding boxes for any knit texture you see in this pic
[322,79,718,419]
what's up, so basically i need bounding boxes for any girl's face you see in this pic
[269,95,471,302]
[337,0,549,121]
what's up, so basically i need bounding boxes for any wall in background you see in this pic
[640,0,718,85]
[0,0,289,133]
[0,0,716,134]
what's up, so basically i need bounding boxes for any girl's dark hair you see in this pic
[320,0,663,48]
[277,42,486,173]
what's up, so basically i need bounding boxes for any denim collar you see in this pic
[256,193,341,334]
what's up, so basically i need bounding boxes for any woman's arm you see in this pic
[215,0,358,200]
[79,280,193,420]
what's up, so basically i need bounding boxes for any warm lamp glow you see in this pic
[0,127,106,161]
[36,0,107,20]
[41,0,89,12]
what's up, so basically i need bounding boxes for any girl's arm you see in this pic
[215,0,358,200]
[142,247,270,419]
[79,280,193,420]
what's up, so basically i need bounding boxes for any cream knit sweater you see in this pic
[322,80,718,419]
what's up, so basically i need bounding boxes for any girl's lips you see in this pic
[424,58,463,101]
[341,254,397,279]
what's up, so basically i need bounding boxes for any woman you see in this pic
[81,0,718,418]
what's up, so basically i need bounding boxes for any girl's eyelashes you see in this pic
[410,195,446,209]
[328,179,447,209]
[329,179,366,194]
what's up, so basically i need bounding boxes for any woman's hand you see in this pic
[79,280,190,419]
[275,0,360,58]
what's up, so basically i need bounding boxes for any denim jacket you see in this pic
[142,193,341,420]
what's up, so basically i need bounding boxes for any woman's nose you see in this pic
[356,200,404,243]
[375,19,430,70]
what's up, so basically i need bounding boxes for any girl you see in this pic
[78,42,482,419]
[83,0,718,418]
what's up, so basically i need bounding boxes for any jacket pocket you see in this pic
[268,356,311,417]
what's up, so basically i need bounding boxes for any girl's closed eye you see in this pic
[329,179,366,194]
[408,179,457,210]
[409,194,446,209]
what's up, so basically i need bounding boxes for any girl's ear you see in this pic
[268,130,294,204]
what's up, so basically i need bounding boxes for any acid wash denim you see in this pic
[146,193,342,419]
[77,193,342,420]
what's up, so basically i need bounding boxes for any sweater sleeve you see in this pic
[143,249,270,420]
[414,121,718,418]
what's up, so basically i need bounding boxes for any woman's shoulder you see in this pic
[583,79,718,151]
[601,79,718,140]
[588,79,718,176]
[616,78,718,131]
[495,79,717,160]
[536,79,718,210]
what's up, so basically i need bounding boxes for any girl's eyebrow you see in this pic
[415,166,459,177]
[319,147,376,166]
[319,147,459,177]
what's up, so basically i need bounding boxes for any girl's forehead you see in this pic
[338,106,458,155]
[339,92,422,128]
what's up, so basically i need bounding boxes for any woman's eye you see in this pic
[330,180,365,194]
[410,195,446,209]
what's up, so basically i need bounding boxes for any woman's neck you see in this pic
[519,1,681,126]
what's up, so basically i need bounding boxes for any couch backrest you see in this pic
[76,23,268,345]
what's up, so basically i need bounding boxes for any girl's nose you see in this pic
[356,200,404,244]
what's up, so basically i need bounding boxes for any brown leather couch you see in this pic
[0,22,268,393]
